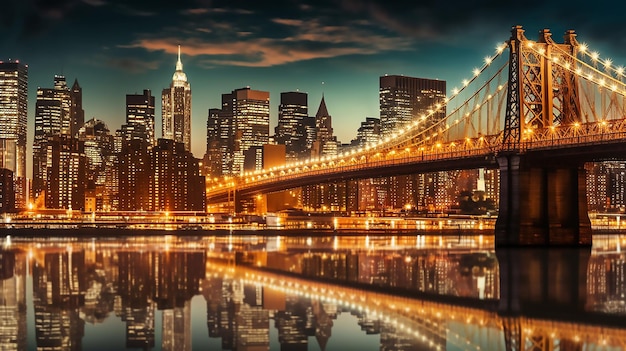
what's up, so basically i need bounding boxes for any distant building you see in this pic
[118,139,151,211]
[69,79,84,137]
[312,95,337,157]
[203,108,222,176]
[379,75,446,136]
[0,168,15,213]
[78,119,115,210]
[351,117,380,148]
[162,46,192,151]
[33,75,83,202]
[123,89,155,146]
[379,75,446,211]
[0,60,28,208]
[275,92,308,160]
[118,138,205,211]
[44,134,86,210]
[208,87,270,175]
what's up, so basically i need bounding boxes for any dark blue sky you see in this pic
[3,0,626,158]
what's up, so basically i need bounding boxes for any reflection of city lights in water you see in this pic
[3,235,11,248]
[365,235,370,248]
[333,236,338,250]
[306,237,312,246]
[391,236,396,248]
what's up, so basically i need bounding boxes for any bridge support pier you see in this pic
[495,154,592,247]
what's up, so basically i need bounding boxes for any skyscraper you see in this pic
[208,87,270,175]
[45,134,86,210]
[70,79,84,137]
[0,60,28,208]
[379,75,447,211]
[162,46,192,152]
[379,75,446,136]
[32,75,82,201]
[312,95,337,157]
[124,89,155,146]
[275,92,308,160]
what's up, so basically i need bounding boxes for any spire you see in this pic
[316,95,329,118]
[176,45,183,71]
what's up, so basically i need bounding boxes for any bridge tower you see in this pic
[496,26,591,246]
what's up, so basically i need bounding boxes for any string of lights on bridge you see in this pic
[210,35,626,193]
[210,43,510,190]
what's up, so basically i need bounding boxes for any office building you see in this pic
[379,75,446,135]
[79,118,115,210]
[208,87,270,175]
[275,92,308,160]
[45,134,86,210]
[124,89,155,146]
[70,79,84,137]
[0,168,14,212]
[162,46,192,151]
[33,75,82,201]
[0,60,28,208]
[379,75,446,211]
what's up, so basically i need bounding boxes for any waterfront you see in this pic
[0,232,624,350]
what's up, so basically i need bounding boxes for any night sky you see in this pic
[3,0,626,160]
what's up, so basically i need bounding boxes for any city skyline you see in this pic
[4,0,626,160]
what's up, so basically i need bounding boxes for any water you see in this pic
[0,233,624,350]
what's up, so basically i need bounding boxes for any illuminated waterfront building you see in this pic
[45,134,86,210]
[149,138,205,212]
[0,60,28,208]
[162,46,192,152]
[351,117,380,148]
[275,92,308,160]
[118,139,151,211]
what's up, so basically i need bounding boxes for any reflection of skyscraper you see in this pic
[162,302,191,351]
[32,250,86,350]
[0,60,28,208]
[275,296,312,351]
[162,46,192,152]
[0,250,27,350]
[236,283,270,350]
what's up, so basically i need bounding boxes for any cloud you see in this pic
[82,0,107,6]
[104,56,160,73]
[181,8,209,15]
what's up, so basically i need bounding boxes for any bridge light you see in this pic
[591,51,600,61]
[575,68,583,75]
[526,41,534,48]
[484,56,492,65]
[538,48,546,55]
[574,122,580,128]
[604,58,612,70]
[552,56,559,63]
[498,84,504,90]
[473,68,480,76]
[611,84,618,91]
[617,66,625,75]
[436,143,442,148]
[452,88,459,95]
[497,43,506,53]
[462,79,469,87]
[564,62,571,69]
[579,43,588,53]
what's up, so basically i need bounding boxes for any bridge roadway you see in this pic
[208,121,626,204]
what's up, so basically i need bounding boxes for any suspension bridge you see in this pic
[206,25,626,247]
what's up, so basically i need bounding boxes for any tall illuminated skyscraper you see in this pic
[124,89,155,146]
[0,60,28,208]
[162,46,191,152]
[379,75,446,136]
[312,95,337,157]
[275,91,308,160]
[208,87,269,175]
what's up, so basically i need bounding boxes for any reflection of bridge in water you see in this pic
[2,234,626,350]
[208,25,626,247]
